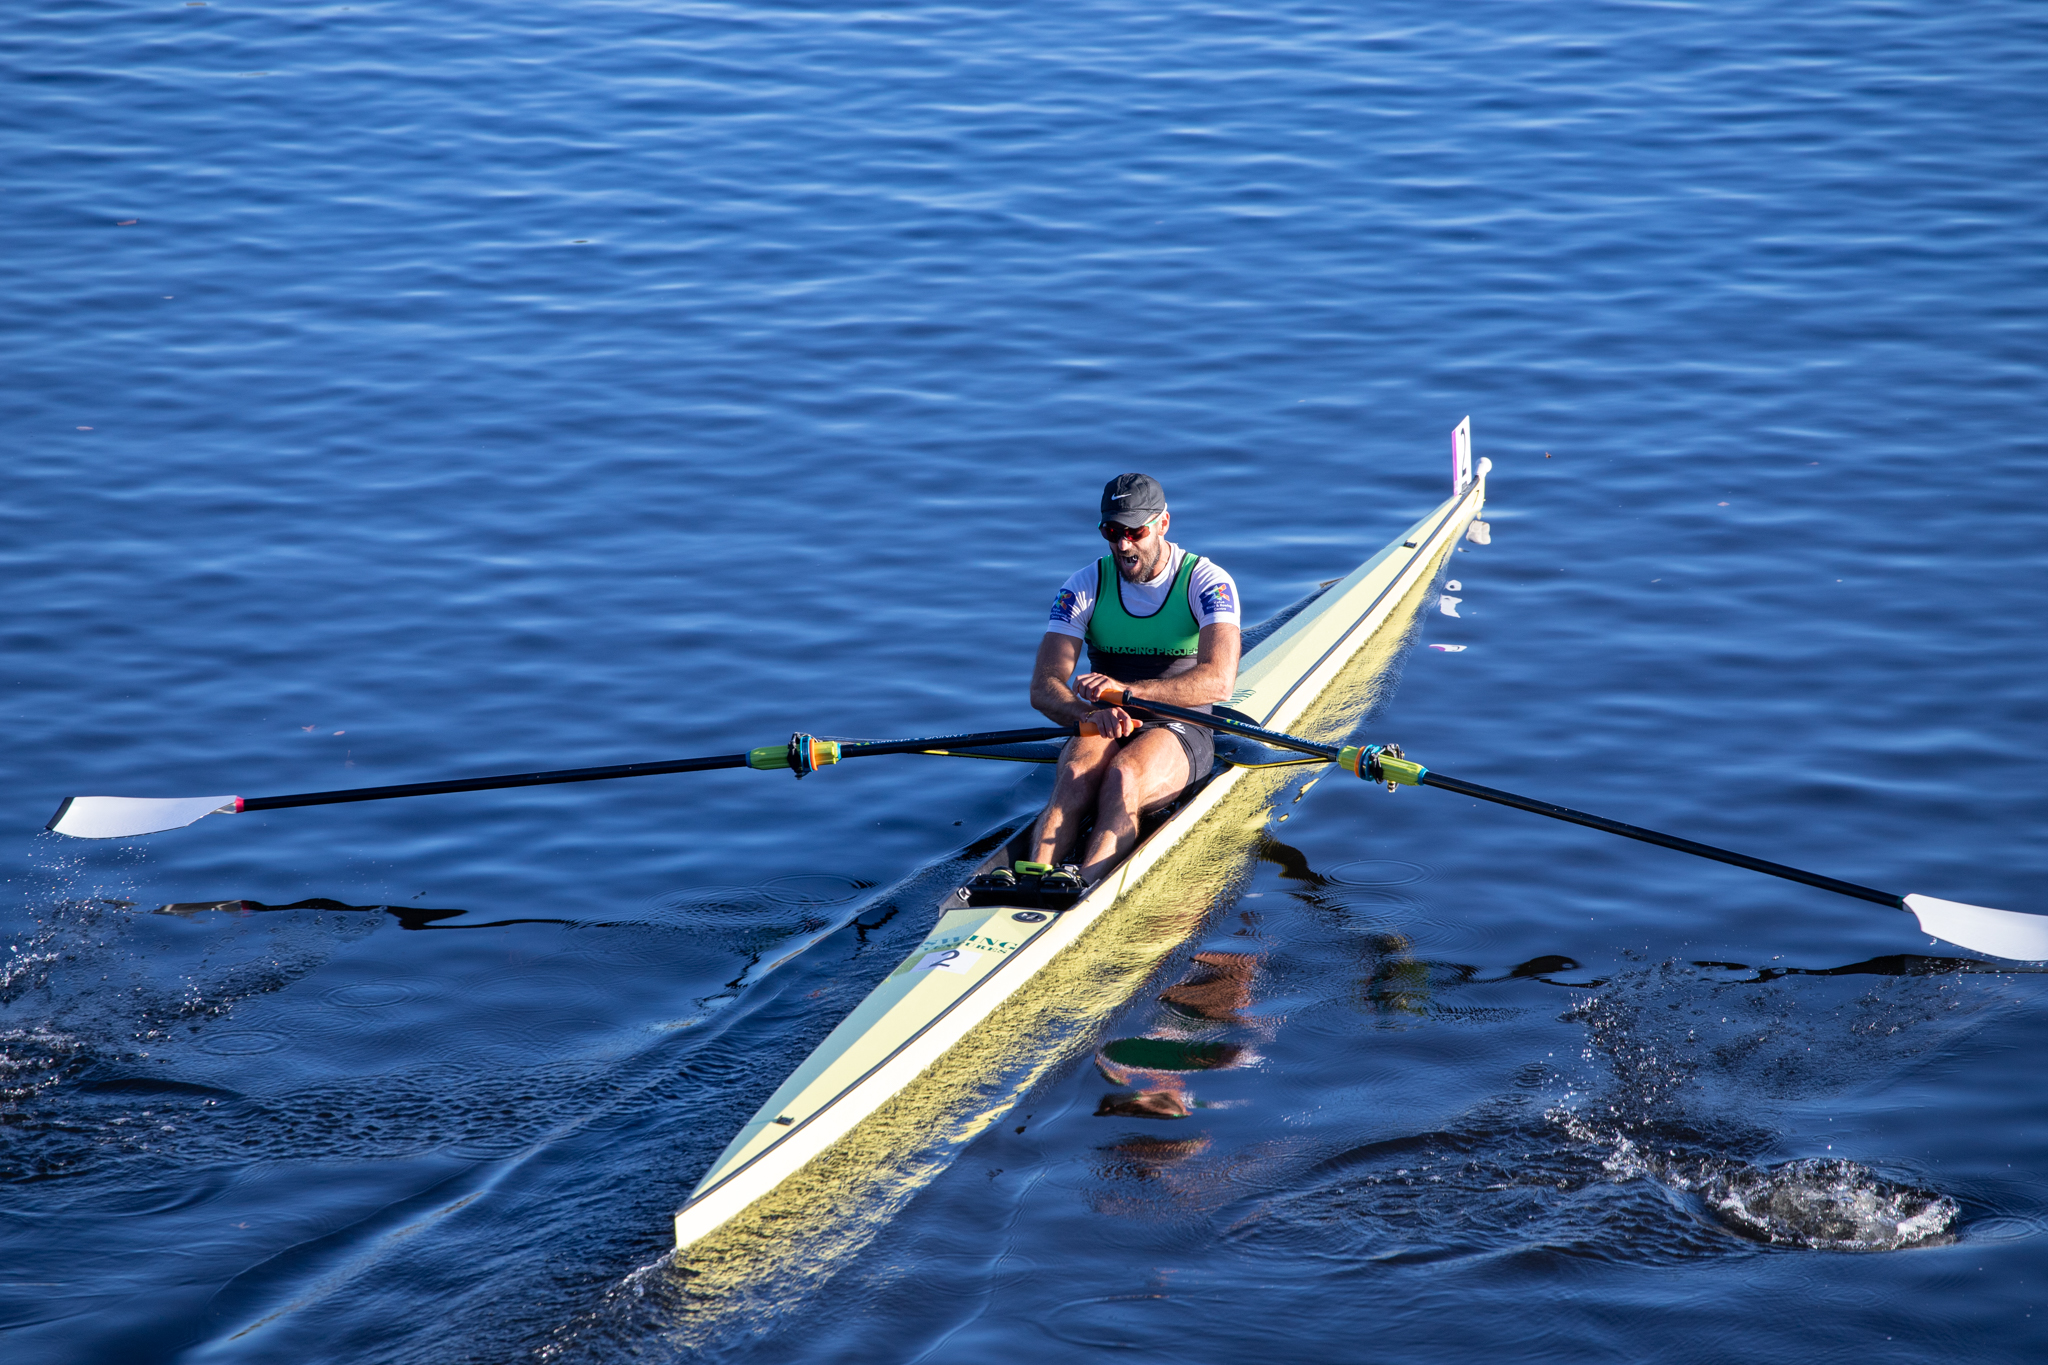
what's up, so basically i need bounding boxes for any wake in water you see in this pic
[1547,1100,1959,1253]
[1235,952,1988,1262]
[0,836,912,1364]
[1545,958,1980,1252]
[522,879,2030,1364]
[1090,929,1999,1267]
[0,844,389,1185]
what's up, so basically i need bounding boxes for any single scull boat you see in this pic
[673,427,1490,1253]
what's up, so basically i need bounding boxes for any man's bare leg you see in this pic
[1030,733,1118,866]
[1077,727,1192,881]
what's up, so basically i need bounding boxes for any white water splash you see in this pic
[1547,969,1968,1252]
[1699,1158,1958,1251]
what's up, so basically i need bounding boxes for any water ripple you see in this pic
[5,0,2047,1359]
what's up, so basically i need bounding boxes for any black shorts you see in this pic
[1114,719,1214,784]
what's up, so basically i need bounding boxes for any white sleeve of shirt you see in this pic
[1045,563,1097,641]
[1189,559,1242,629]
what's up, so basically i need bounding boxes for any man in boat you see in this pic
[1026,473,1242,888]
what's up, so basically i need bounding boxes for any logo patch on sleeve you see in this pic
[1050,588,1081,623]
[1199,581,1237,615]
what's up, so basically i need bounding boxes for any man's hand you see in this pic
[1082,704,1140,739]
[1074,672,1142,739]
[1072,672,1127,705]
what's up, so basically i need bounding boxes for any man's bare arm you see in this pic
[1031,633,1093,725]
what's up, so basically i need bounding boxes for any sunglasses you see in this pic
[1098,515,1161,544]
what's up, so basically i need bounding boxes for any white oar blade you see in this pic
[47,795,239,840]
[1903,893,2048,962]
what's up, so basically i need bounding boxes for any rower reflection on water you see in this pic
[1095,950,1261,1120]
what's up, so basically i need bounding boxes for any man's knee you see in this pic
[1058,738,1114,784]
[1108,739,1187,809]
[1098,753,1153,811]
[1058,756,1102,789]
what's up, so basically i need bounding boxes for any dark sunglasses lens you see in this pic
[1100,521,1147,542]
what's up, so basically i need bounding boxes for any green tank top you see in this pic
[1084,551,1204,683]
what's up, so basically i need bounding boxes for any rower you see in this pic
[1027,473,1242,888]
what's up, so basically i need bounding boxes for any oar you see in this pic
[45,725,1076,840]
[1093,685,2048,962]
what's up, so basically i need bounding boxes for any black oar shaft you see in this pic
[1112,692,1336,760]
[1111,687,1907,912]
[235,725,1078,814]
[837,726,1075,758]
[241,752,750,812]
[1417,771,1904,909]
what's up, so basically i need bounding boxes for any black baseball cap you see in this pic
[1100,473,1167,527]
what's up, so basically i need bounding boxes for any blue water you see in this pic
[5,0,2047,1359]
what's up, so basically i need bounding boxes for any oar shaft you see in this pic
[1098,689,1337,760]
[241,752,750,812]
[1103,686,1908,912]
[1418,771,1905,909]
[837,726,1075,758]
[237,725,1079,814]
